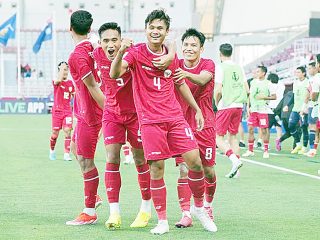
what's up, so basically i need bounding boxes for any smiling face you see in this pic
[182,36,203,63]
[100,29,121,60]
[145,19,168,47]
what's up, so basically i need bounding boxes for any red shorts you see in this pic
[175,127,216,167]
[74,120,102,159]
[317,120,320,129]
[102,111,142,149]
[141,119,198,161]
[247,112,269,128]
[216,108,242,135]
[52,111,73,130]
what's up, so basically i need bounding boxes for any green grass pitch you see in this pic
[0,115,319,240]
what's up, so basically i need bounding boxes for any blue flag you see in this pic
[32,22,52,54]
[0,14,16,46]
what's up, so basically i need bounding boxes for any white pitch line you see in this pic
[239,157,320,180]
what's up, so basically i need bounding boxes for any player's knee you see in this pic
[203,166,215,178]
[106,151,120,164]
[149,161,164,179]
[178,163,188,178]
[78,158,95,173]
[248,127,254,134]
[132,149,145,165]
[63,128,72,137]
[51,131,59,139]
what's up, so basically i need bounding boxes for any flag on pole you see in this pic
[0,13,17,46]
[32,22,53,54]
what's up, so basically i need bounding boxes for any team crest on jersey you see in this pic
[69,87,73,92]
[164,69,172,78]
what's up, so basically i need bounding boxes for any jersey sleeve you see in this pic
[72,53,93,81]
[201,59,215,80]
[79,54,93,80]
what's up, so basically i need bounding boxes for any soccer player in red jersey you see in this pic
[93,22,152,229]
[110,9,216,235]
[172,28,217,229]
[65,10,105,226]
[49,61,75,161]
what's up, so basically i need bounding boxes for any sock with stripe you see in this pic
[150,178,167,220]
[105,163,121,204]
[177,178,191,212]
[83,167,99,208]
[188,170,204,208]
[136,163,151,200]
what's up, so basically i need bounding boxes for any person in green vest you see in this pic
[243,66,276,159]
[215,43,249,178]
[289,66,309,154]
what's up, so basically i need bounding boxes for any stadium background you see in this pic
[1,1,320,240]
[1,0,320,101]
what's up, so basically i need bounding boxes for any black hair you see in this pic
[257,65,268,75]
[98,22,121,38]
[70,10,93,35]
[267,73,279,84]
[145,9,170,30]
[181,28,206,47]
[219,43,233,57]
[58,61,68,70]
[309,61,316,67]
[296,66,306,76]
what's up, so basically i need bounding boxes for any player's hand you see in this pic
[152,54,173,70]
[120,38,133,52]
[283,105,288,112]
[173,68,189,82]
[195,110,204,131]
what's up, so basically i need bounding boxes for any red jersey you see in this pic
[123,43,184,125]
[178,58,215,131]
[93,47,136,115]
[68,40,103,126]
[52,79,74,113]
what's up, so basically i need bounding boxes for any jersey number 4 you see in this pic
[154,77,161,90]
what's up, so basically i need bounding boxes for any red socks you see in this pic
[248,139,254,152]
[226,149,234,157]
[188,170,204,208]
[50,133,58,150]
[151,179,167,220]
[177,178,191,212]
[105,163,121,203]
[64,136,71,153]
[264,141,269,152]
[205,175,217,204]
[83,167,99,208]
[136,164,151,200]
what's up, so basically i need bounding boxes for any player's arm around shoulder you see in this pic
[174,69,212,87]
[152,40,176,70]
[110,38,132,78]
